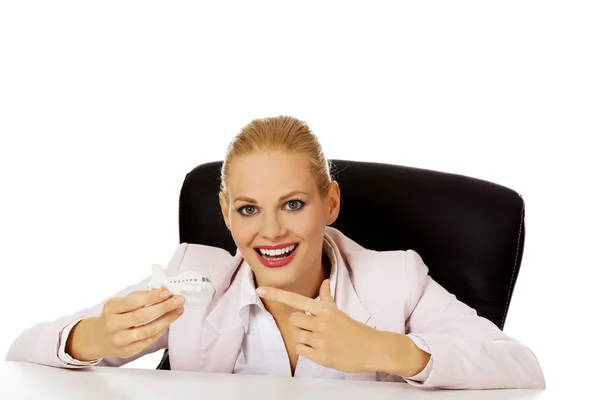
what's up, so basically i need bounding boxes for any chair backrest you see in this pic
[157,159,525,370]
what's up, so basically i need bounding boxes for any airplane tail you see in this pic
[150,264,169,287]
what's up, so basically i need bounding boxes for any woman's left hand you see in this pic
[256,279,384,373]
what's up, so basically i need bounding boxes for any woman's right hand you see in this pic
[67,289,185,361]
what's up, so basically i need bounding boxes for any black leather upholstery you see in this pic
[157,159,525,370]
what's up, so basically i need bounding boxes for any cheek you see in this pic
[292,208,325,239]
[229,215,257,244]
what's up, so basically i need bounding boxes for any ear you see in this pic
[324,181,341,225]
[219,192,232,231]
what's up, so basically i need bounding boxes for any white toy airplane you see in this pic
[148,264,215,306]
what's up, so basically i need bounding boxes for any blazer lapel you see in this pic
[198,265,245,373]
[168,250,245,372]
[330,235,372,328]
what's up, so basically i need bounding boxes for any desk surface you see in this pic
[1,361,549,400]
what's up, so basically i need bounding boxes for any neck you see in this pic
[259,251,331,317]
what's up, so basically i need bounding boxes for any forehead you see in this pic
[227,152,316,198]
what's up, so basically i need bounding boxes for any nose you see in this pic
[260,211,287,241]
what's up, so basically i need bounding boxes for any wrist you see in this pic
[365,331,429,377]
[66,317,104,361]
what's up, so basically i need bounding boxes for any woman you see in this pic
[5,116,545,390]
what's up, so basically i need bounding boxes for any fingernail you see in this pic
[176,307,184,314]
[255,287,266,296]
[160,290,170,299]
[174,296,184,305]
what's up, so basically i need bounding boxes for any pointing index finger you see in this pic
[256,287,321,315]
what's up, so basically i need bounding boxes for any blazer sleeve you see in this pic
[403,250,546,390]
[4,243,189,369]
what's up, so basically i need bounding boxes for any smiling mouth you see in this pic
[254,243,299,260]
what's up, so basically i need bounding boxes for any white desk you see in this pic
[1,361,549,400]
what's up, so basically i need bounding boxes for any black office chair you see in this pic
[157,159,525,370]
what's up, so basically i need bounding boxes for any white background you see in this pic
[1,0,598,395]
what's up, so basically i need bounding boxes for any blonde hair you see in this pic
[220,115,332,200]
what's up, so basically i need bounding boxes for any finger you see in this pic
[114,306,183,347]
[289,311,316,331]
[112,307,183,347]
[124,324,170,356]
[293,327,314,346]
[296,343,319,364]
[106,289,172,314]
[256,287,323,315]
[319,279,335,305]
[110,294,185,332]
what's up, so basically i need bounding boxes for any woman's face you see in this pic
[220,151,340,291]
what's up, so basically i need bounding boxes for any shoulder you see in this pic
[326,226,429,276]
[174,243,236,269]
[167,242,242,286]
[326,227,430,312]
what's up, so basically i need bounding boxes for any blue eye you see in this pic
[236,199,305,217]
[238,205,257,216]
[285,199,305,211]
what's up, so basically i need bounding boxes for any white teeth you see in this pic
[258,244,297,256]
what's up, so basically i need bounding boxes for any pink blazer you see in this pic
[5,227,545,390]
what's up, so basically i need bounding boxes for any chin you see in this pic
[255,272,298,289]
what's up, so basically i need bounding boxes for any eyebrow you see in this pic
[233,190,310,204]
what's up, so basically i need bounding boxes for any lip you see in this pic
[254,243,299,268]
[253,243,297,250]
